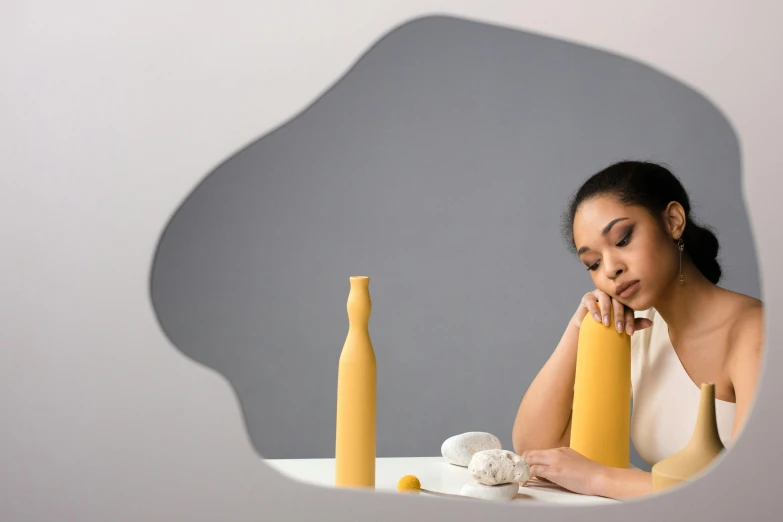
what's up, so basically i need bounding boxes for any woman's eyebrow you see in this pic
[577,217,629,255]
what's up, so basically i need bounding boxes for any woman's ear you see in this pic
[663,202,687,238]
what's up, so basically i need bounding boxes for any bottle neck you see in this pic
[346,277,371,329]
[688,383,722,447]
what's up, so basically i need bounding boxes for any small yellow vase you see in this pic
[334,276,377,488]
[570,307,631,469]
[651,383,725,491]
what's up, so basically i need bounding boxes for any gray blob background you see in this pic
[150,16,757,470]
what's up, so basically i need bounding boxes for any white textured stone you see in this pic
[468,449,530,485]
[440,432,502,467]
[460,481,519,502]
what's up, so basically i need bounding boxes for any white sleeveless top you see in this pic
[630,307,736,466]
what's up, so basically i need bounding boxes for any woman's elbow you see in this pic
[511,423,530,455]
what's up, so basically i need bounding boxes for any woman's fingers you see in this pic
[592,290,612,326]
[612,298,625,333]
[529,464,546,480]
[523,448,559,466]
[624,306,635,336]
[572,300,589,328]
[522,450,543,466]
[523,449,568,485]
[529,464,559,483]
[634,317,654,331]
[576,290,654,333]
[580,293,601,325]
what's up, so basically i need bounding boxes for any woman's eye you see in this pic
[616,229,633,247]
[586,261,600,271]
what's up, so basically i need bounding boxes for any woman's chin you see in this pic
[618,290,652,311]
[625,295,653,312]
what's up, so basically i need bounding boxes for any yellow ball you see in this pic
[397,475,421,493]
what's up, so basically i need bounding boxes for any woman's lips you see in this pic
[616,280,640,299]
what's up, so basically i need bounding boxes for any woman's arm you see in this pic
[512,315,581,454]
[593,467,653,499]
[727,304,764,441]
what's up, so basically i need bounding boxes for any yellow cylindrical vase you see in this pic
[570,308,631,469]
[334,276,376,488]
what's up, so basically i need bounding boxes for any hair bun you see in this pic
[683,221,721,284]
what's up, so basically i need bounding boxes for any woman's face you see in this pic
[572,195,678,311]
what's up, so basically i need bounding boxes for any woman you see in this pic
[512,161,764,499]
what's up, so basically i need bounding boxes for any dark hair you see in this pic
[562,161,722,284]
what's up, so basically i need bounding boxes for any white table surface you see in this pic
[264,456,620,505]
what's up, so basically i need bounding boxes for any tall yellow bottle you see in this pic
[570,307,631,469]
[334,276,376,488]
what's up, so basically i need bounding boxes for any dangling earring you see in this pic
[677,235,685,283]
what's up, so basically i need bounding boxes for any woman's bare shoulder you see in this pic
[719,291,764,406]
[725,292,764,365]
[723,289,763,327]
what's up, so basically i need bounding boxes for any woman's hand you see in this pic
[521,447,607,497]
[571,289,652,336]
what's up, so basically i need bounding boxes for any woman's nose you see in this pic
[603,257,625,280]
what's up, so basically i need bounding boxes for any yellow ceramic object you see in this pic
[334,276,377,488]
[651,383,726,491]
[570,307,631,469]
